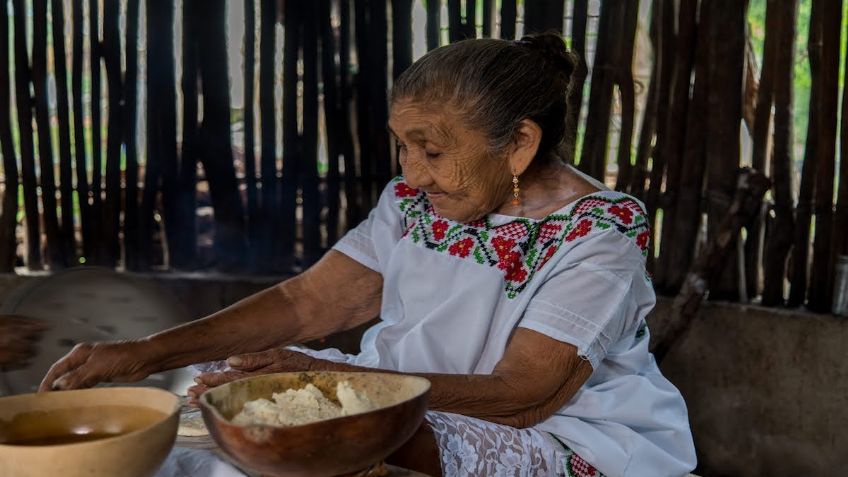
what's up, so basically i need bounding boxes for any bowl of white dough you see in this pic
[198,371,431,477]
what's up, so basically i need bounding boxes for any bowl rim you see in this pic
[0,386,181,450]
[199,370,432,430]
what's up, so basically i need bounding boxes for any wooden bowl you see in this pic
[0,387,180,477]
[199,371,431,477]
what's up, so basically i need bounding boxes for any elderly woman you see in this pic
[42,34,696,476]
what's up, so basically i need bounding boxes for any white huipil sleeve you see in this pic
[518,228,655,369]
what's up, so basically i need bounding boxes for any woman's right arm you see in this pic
[39,251,383,391]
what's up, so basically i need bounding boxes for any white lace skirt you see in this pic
[425,411,604,477]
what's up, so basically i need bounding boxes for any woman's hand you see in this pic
[0,314,47,368]
[38,340,159,391]
[187,348,319,404]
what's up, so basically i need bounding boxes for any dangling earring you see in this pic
[512,173,521,206]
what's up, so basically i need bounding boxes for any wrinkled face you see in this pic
[388,100,512,223]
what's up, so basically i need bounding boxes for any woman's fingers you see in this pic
[226,349,278,371]
[39,343,94,391]
[194,370,249,387]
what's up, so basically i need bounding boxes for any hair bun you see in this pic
[518,33,577,79]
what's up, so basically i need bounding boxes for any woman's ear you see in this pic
[507,119,542,175]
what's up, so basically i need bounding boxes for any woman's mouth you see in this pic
[426,191,447,201]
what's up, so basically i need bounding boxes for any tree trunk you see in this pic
[808,0,842,312]
[51,0,76,263]
[0,1,19,271]
[761,0,799,306]
[32,0,64,268]
[652,169,770,363]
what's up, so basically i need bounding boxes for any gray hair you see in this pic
[391,33,577,163]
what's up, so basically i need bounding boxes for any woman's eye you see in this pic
[425,151,441,160]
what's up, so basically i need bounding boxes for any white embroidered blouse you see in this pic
[312,176,696,477]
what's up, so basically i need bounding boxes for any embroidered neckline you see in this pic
[392,177,650,298]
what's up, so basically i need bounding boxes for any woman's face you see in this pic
[389,100,513,223]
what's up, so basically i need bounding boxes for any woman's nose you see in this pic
[400,156,433,190]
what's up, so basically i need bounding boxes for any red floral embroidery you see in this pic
[566,219,593,242]
[491,236,517,258]
[394,182,419,197]
[608,205,633,224]
[568,453,599,477]
[636,231,650,250]
[432,220,449,241]
[538,245,558,269]
[498,251,527,282]
[448,237,474,258]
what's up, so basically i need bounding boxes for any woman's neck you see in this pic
[495,160,601,220]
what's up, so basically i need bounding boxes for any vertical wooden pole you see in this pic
[142,0,178,270]
[302,0,321,265]
[704,0,746,301]
[746,0,780,298]
[258,0,277,270]
[761,0,799,306]
[51,0,76,263]
[653,0,698,288]
[613,0,639,192]
[789,0,822,307]
[32,0,65,268]
[244,0,258,268]
[102,0,123,266]
[523,0,564,35]
[0,0,19,271]
[578,0,623,180]
[13,0,42,268]
[178,0,200,270]
[808,0,842,312]
[426,0,441,49]
[195,0,247,270]
[564,0,587,164]
[319,0,341,245]
[88,0,103,262]
[392,0,413,79]
[664,0,712,292]
[123,0,141,270]
[71,0,92,262]
[280,0,301,267]
[500,0,516,40]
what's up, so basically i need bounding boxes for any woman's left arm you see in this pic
[191,328,592,429]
